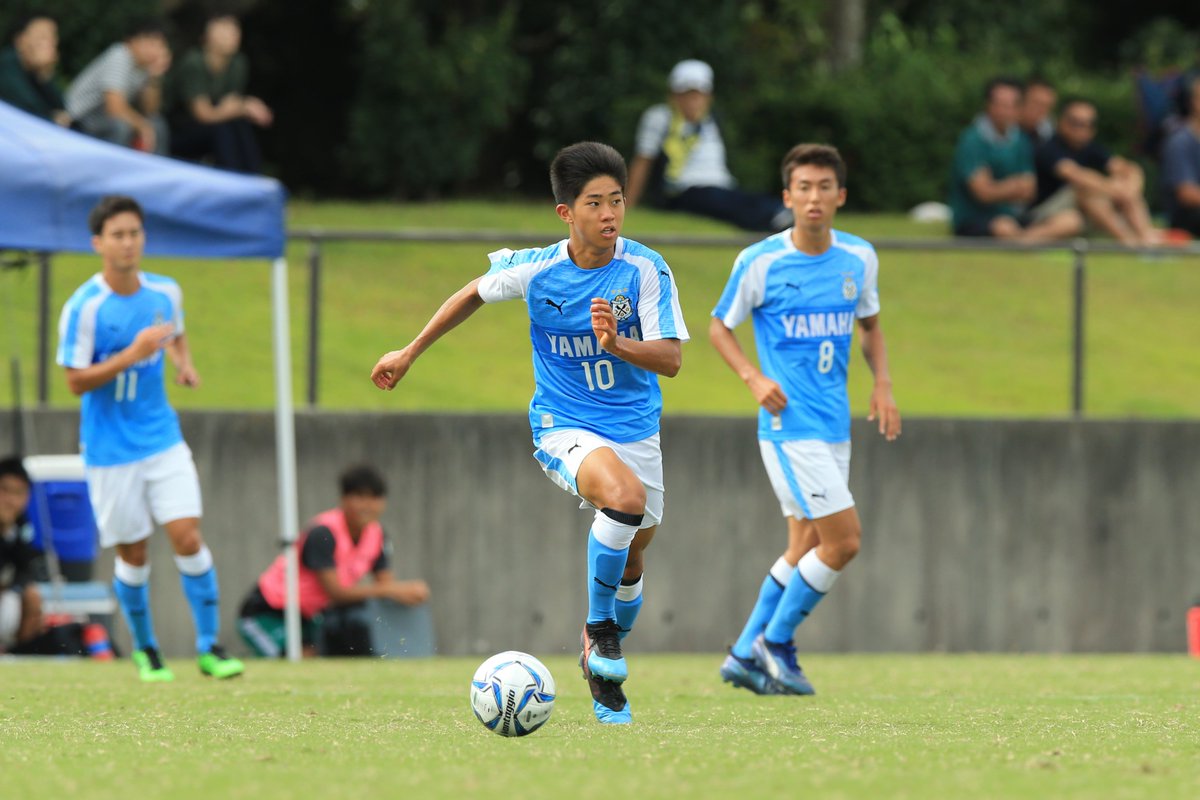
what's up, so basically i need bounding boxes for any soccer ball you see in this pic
[469,651,556,737]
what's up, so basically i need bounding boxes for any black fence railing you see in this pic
[28,232,1200,416]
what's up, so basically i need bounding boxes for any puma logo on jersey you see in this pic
[567,441,581,455]
[786,282,801,291]
[544,298,565,314]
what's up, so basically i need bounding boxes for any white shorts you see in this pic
[759,439,854,520]
[534,429,664,528]
[85,442,203,548]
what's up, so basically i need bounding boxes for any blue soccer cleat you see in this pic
[579,642,632,724]
[582,620,628,683]
[720,650,786,695]
[751,634,816,695]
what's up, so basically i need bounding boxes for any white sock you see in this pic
[174,545,214,576]
[114,557,150,586]
[616,576,644,602]
[769,556,795,587]
[797,549,840,594]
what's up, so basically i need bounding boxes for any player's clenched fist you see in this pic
[371,348,414,390]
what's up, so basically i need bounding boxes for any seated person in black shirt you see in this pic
[0,456,44,653]
[1033,98,1162,247]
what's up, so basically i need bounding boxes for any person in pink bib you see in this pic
[237,464,429,657]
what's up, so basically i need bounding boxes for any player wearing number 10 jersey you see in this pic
[710,144,900,697]
[372,142,688,725]
[57,195,243,683]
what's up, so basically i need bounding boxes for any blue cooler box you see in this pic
[23,455,99,581]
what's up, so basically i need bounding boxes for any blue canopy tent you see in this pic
[0,100,304,659]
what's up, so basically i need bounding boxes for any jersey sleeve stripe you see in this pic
[478,242,564,303]
[56,280,107,369]
[832,236,881,318]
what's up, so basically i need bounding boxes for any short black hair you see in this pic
[1025,76,1055,93]
[125,17,167,40]
[780,143,846,188]
[340,464,386,497]
[549,142,627,206]
[88,195,144,235]
[8,12,57,43]
[1058,96,1095,116]
[985,76,1025,102]
[0,455,30,487]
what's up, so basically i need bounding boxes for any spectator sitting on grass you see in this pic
[626,59,790,232]
[948,76,1082,241]
[167,12,272,173]
[1018,76,1057,149]
[1161,76,1200,237]
[0,13,70,126]
[1035,97,1163,247]
[65,18,172,154]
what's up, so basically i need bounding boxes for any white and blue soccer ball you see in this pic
[469,651,556,737]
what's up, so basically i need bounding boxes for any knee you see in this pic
[600,480,646,517]
[169,523,204,556]
[1060,208,1085,234]
[824,530,861,568]
[837,535,861,564]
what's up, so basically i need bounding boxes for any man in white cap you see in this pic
[627,59,790,231]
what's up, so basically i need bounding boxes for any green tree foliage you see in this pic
[2,0,1189,208]
[344,0,528,196]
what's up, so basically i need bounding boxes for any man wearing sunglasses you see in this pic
[1033,97,1163,247]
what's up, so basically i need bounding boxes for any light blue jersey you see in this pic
[712,229,880,443]
[478,237,689,444]
[56,272,185,466]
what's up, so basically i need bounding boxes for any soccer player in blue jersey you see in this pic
[57,195,243,682]
[710,144,900,695]
[371,141,688,724]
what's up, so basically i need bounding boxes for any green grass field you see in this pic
[2,201,1198,418]
[1,654,1196,799]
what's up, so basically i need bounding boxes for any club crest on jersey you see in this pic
[842,275,858,301]
[611,294,633,321]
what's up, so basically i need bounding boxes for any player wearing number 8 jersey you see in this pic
[710,144,900,696]
[372,142,688,725]
[56,195,243,682]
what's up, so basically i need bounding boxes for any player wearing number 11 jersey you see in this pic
[710,144,900,696]
[372,142,688,725]
[57,195,243,683]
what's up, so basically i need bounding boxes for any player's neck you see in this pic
[566,236,615,270]
[102,265,141,296]
[791,226,833,256]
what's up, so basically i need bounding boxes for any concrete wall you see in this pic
[6,410,1199,657]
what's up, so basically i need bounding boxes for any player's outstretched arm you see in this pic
[708,317,787,414]
[371,278,486,390]
[63,322,175,396]
[591,297,681,377]
[858,314,900,441]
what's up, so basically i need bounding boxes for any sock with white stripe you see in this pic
[763,549,840,643]
[731,556,794,660]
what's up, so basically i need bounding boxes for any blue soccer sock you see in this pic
[614,575,644,640]
[763,550,841,643]
[731,556,793,660]
[587,509,639,625]
[176,546,220,654]
[112,557,157,651]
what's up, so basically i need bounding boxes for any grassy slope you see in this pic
[1,202,1197,417]
[1,654,1196,800]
